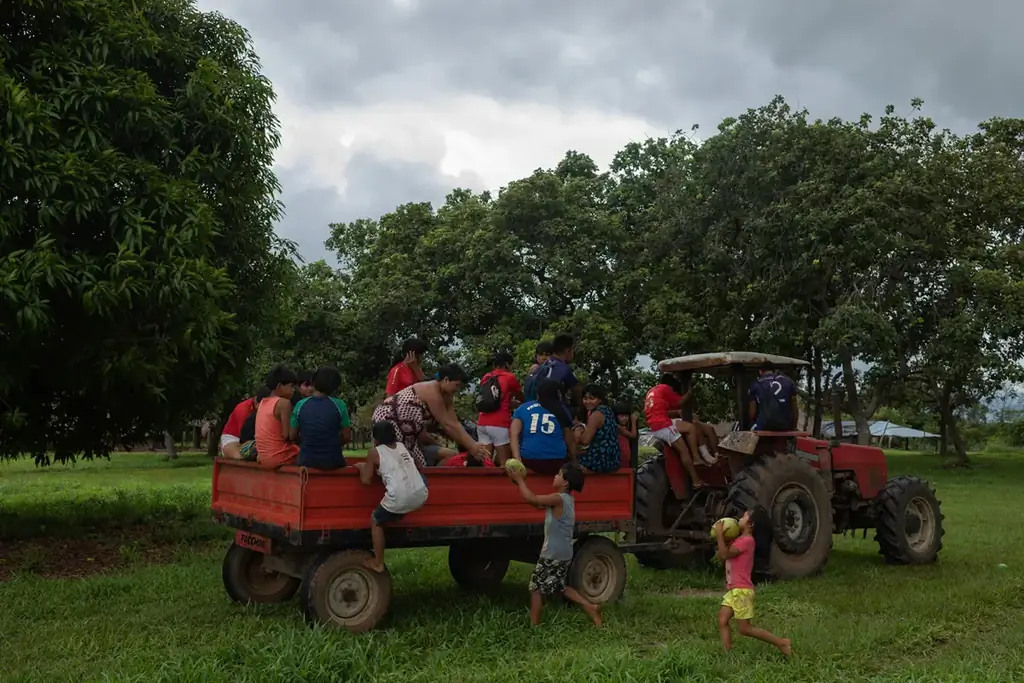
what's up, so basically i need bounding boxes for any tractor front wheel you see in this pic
[875,476,944,565]
[727,453,833,580]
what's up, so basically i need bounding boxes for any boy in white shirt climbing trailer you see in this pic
[357,421,429,573]
[507,462,602,627]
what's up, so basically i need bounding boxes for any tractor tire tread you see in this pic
[874,475,945,565]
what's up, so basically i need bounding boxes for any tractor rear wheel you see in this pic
[875,476,944,565]
[727,453,832,580]
[633,454,708,570]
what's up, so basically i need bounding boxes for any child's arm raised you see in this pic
[508,470,561,509]
[714,522,742,560]
[356,448,379,485]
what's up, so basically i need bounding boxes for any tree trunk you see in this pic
[938,408,948,457]
[841,355,872,445]
[939,390,969,465]
[192,425,202,449]
[811,347,824,437]
[163,431,179,460]
[207,420,223,458]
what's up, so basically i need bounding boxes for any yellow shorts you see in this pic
[721,588,755,620]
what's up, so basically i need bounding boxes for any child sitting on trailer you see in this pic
[356,422,429,573]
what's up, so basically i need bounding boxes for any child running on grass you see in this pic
[356,422,428,573]
[506,462,602,627]
[715,511,792,656]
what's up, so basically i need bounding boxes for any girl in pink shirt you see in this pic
[714,511,792,656]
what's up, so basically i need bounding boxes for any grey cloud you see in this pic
[275,154,486,263]
[199,0,1024,260]
[213,0,1022,129]
[711,0,1024,126]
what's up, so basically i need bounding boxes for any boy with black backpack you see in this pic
[747,366,799,431]
[475,351,524,465]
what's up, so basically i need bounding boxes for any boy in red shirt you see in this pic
[644,374,704,488]
[715,511,791,655]
[476,351,524,465]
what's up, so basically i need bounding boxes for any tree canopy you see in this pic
[3,0,1021,466]
[1,0,292,462]
[284,98,1024,464]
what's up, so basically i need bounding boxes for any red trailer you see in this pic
[212,461,635,631]
[212,351,944,632]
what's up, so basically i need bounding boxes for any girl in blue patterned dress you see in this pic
[576,384,623,473]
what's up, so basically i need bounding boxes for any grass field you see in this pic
[1,449,1023,682]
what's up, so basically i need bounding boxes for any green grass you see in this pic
[1,449,1023,681]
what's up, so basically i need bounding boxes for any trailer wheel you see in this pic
[875,476,944,565]
[222,543,300,604]
[569,536,627,604]
[448,541,510,591]
[303,550,391,632]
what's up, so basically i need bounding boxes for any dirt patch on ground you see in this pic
[0,529,219,581]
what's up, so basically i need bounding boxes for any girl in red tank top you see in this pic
[256,366,300,468]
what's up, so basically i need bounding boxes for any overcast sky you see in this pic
[195,0,1022,264]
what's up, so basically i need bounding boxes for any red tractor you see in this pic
[631,352,945,580]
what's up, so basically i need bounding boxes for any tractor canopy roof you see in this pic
[656,352,809,376]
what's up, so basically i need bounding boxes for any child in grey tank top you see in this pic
[507,462,602,627]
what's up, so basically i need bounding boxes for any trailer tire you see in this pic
[448,541,510,591]
[569,536,627,604]
[222,543,300,605]
[303,550,391,632]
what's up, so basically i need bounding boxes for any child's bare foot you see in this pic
[362,558,385,573]
[583,602,602,627]
[778,639,792,657]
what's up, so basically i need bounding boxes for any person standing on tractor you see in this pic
[748,366,799,431]
[475,351,524,466]
[644,374,704,488]
[715,511,792,655]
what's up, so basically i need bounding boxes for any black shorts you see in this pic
[371,505,406,525]
[529,557,572,596]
